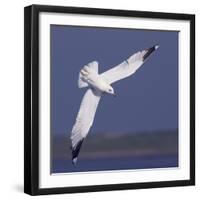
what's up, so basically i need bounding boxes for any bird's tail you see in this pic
[78,61,99,88]
[71,139,84,165]
[78,69,89,88]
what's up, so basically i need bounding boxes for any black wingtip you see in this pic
[71,139,84,165]
[143,44,159,61]
[72,157,78,165]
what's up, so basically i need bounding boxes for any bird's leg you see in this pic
[80,69,88,76]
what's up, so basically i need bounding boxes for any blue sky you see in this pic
[51,25,178,136]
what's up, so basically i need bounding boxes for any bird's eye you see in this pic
[109,89,112,92]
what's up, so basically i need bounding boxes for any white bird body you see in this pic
[70,45,159,164]
[79,64,112,93]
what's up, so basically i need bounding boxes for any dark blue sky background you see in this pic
[51,25,178,136]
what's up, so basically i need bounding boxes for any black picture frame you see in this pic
[24,4,195,195]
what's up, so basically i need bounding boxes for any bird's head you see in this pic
[106,85,116,97]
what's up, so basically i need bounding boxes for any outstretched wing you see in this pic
[70,88,101,164]
[100,45,159,84]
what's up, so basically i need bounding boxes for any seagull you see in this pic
[70,45,159,165]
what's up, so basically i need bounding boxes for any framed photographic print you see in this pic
[24,4,195,195]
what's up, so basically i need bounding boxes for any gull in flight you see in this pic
[70,45,159,165]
